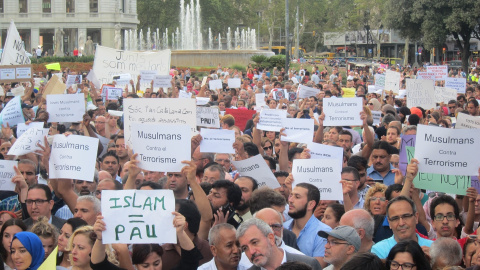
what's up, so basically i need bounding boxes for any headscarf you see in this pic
[368,98,381,111]
[11,231,45,270]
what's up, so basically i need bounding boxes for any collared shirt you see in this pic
[353,196,366,210]
[358,184,371,200]
[198,257,250,270]
[283,214,331,257]
[371,234,433,259]
[367,164,396,186]
[55,204,74,220]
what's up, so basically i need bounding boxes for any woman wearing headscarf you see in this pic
[367,98,382,112]
[10,231,44,270]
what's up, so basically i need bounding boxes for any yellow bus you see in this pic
[260,46,306,58]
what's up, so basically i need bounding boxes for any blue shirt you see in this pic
[367,164,396,186]
[371,234,433,259]
[283,214,331,257]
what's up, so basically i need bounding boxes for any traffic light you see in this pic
[443,47,446,53]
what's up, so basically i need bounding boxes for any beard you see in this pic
[236,200,250,211]
[288,204,308,219]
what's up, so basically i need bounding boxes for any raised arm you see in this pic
[252,114,264,155]
[360,109,374,159]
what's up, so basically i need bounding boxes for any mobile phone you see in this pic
[303,109,309,115]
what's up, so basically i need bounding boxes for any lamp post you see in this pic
[285,0,290,72]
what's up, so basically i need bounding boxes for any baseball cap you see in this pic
[318,225,361,251]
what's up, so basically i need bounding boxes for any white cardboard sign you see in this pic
[385,70,400,94]
[445,77,466,94]
[227,78,241,88]
[66,75,82,88]
[153,75,172,88]
[231,155,280,189]
[257,109,286,132]
[323,97,363,126]
[406,79,435,109]
[281,118,314,144]
[16,122,45,138]
[416,72,436,81]
[427,65,448,81]
[200,128,235,154]
[46,94,85,122]
[292,159,343,200]
[105,87,123,100]
[455,113,480,129]
[8,128,49,156]
[434,87,457,104]
[196,107,220,128]
[307,142,344,161]
[0,96,24,127]
[0,160,18,191]
[298,85,320,99]
[140,70,158,84]
[112,73,131,85]
[209,79,223,90]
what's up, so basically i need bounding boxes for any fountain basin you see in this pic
[171,50,275,67]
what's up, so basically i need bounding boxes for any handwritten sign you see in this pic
[196,107,220,128]
[416,72,435,81]
[342,88,356,98]
[112,73,131,85]
[0,160,18,191]
[104,87,123,100]
[374,74,385,90]
[0,96,24,126]
[385,70,400,94]
[227,78,241,88]
[455,113,480,129]
[16,122,44,138]
[434,87,457,104]
[415,124,480,175]
[49,134,99,181]
[257,109,286,132]
[427,65,448,81]
[225,109,256,131]
[323,97,363,126]
[130,123,190,172]
[8,128,48,156]
[0,21,31,65]
[445,77,466,94]
[231,155,280,189]
[292,159,343,200]
[282,118,314,144]
[46,94,85,123]
[123,98,196,144]
[102,190,176,244]
[298,85,319,99]
[200,128,235,154]
[209,79,223,90]
[406,79,435,109]
[399,135,416,175]
[153,75,172,88]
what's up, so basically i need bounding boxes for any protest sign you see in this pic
[416,72,436,81]
[66,75,82,88]
[49,134,99,181]
[46,94,85,122]
[288,92,297,102]
[43,75,66,95]
[406,79,435,109]
[124,98,196,144]
[257,109,286,132]
[101,189,176,244]
[92,46,170,85]
[455,113,480,129]
[399,135,416,175]
[372,111,382,126]
[367,85,376,94]
[385,70,400,94]
[282,118,314,144]
[272,89,287,100]
[225,109,256,131]
[292,159,343,200]
[86,70,101,89]
[196,107,220,128]
[104,87,123,100]
[130,123,190,172]
[307,142,344,161]
[415,124,480,175]
[209,79,223,90]
[0,21,31,65]
[0,160,18,191]
[200,128,235,154]
[374,74,385,90]
[38,247,57,270]
[0,65,32,83]
[291,77,299,84]
[227,78,241,88]
[0,96,24,126]
[322,97,363,126]
[108,110,123,117]
[178,90,192,99]
[112,73,131,85]
[398,89,407,99]
[427,65,448,80]
[407,146,470,195]
[196,97,210,106]
[16,122,44,138]
[8,127,48,156]
[471,176,480,193]
[231,155,280,189]
[298,84,319,99]
[342,88,356,98]
[153,75,172,88]
[434,87,457,104]
[256,93,266,107]
[445,77,466,94]
[140,70,158,84]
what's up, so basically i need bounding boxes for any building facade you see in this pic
[0,0,139,56]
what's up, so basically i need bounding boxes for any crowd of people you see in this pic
[0,60,479,270]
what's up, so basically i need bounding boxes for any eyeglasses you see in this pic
[269,224,283,232]
[26,199,49,205]
[263,146,273,151]
[389,261,416,270]
[21,171,35,176]
[370,197,387,202]
[448,106,456,109]
[434,213,456,221]
[428,192,445,198]
[94,121,105,124]
[326,240,350,247]
[388,213,415,222]
[94,190,102,196]
[368,103,374,105]
[215,159,230,163]
[391,162,399,166]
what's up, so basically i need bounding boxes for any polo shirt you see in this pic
[284,214,331,257]
[372,234,433,259]
[367,164,396,186]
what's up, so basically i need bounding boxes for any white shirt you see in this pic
[198,257,250,270]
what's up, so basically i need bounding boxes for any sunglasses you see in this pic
[263,146,273,151]
[368,103,374,105]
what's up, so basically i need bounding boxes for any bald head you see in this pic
[253,208,283,239]
[98,170,113,182]
[340,209,374,240]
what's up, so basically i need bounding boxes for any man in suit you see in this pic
[237,218,321,270]
[23,184,65,230]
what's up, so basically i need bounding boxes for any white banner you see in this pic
[385,70,400,94]
[434,87,457,104]
[406,79,435,109]
[323,97,363,126]
[227,78,241,88]
[298,85,320,99]
[257,109,286,132]
[445,77,466,94]
[200,128,235,154]
[292,159,343,200]
[0,96,24,126]
[455,113,480,129]
[101,190,176,244]
[281,118,314,144]
[415,124,480,175]
[16,122,44,138]
[0,160,18,191]
[92,46,171,85]
[196,107,220,128]
[130,123,190,172]
[49,135,99,181]
[0,21,31,65]
[8,128,49,156]
[46,94,85,122]
[427,65,448,81]
[231,155,280,189]
[209,79,223,90]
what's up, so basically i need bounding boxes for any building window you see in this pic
[19,0,27,13]
[0,0,4,13]
[66,0,75,13]
[42,0,51,13]
[90,0,98,13]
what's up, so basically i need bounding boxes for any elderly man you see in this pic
[318,226,361,270]
[237,218,321,270]
[339,209,375,253]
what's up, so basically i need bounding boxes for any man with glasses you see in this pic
[341,167,363,211]
[318,226,361,270]
[371,196,433,259]
[24,184,66,230]
[426,194,462,239]
[215,153,236,179]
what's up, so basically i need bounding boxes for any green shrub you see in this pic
[250,55,268,65]
[230,64,246,72]
[30,55,94,64]
[268,55,286,69]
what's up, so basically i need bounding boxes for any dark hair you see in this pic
[342,166,360,181]
[131,244,163,265]
[386,240,431,270]
[29,184,53,201]
[327,203,345,223]
[386,196,416,217]
[139,181,163,190]
[430,195,460,219]
[347,156,368,171]
[385,184,403,201]
[0,219,27,260]
[296,183,320,210]
[101,151,119,163]
[243,142,260,157]
[199,182,212,196]
[237,176,259,192]
[274,171,289,178]
[340,252,386,270]
[211,180,242,208]
[263,155,276,170]
[288,147,303,162]
[408,114,420,126]
[176,199,201,235]
[276,261,313,270]
[468,99,479,107]
[339,130,352,140]
[66,217,88,231]
[372,141,394,155]
[249,187,286,214]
